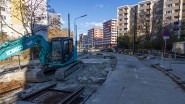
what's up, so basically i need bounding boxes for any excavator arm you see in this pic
[0,34,51,64]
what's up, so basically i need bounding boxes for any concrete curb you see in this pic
[151,64,185,90]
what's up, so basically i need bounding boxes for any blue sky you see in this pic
[49,0,143,39]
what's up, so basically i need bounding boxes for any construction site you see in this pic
[0,52,117,104]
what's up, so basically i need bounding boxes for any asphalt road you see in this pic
[85,53,185,104]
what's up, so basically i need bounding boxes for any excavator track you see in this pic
[25,60,83,82]
[55,60,83,81]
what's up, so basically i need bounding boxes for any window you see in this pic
[124,28,127,30]
[166,16,172,20]
[124,18,128,20]
[140,10,145,12]
[2,24,6,28]
[167,0,172,1]
[174,22,179,25]
[166,10,172,14]
[119,14,123,16]
[140,4,144,7]
[174,16,179,19]
[52,41,62,62]
[119,19,122,21]
[0,7,5,11]
[119,9,123,11]
[166,4,172,7]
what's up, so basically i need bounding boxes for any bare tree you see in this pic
[48,27,74,41]
[150,6,163,40]
[137,11,151,40]
[0,0,58,37]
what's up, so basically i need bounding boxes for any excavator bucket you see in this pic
[25,67,49,83]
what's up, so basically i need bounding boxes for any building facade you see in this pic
[0,0,13,38]
[103,19,118,48]
[79,33,88,50]
[48,13,61,28]
[163,0,185,38]
[117,6,130,36]
[0,0,48,39]
[87,28,103,49]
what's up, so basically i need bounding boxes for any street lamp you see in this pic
[74,14,87,47]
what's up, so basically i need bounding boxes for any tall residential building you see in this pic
[0,0,13,37]
[48,13,61,28]
[103,19,118,48]
[117,6,130,36]
[163,0,184,38]
[137,0,153,36]
[2,0,49,38]
[88,28,103,48]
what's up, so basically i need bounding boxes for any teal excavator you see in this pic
[0,34,82,82]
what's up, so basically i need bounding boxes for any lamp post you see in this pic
[74,14,87,47]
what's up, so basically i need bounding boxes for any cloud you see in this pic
[81,22,103,28]
[60,17,65,25]
[94,4,104,9]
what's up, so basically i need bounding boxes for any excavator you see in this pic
[0,34,83,82]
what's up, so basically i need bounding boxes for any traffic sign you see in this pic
[163,36,169,40]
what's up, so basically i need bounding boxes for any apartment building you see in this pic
[48,13,61,28]
[0,0,13,38]
[88,28,103,48]
[79,33,88,49]
[0,0,48,39]
[163,0,185,38]
[103,19,117,48]
[117,6,130,36]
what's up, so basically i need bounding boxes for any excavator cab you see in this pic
[51,37,73,64]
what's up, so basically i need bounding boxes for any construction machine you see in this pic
[0,34,82,82]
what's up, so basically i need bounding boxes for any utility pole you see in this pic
[133,6,137,55]
[68,13,70,38]
[0,5,3,42]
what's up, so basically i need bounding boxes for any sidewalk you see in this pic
[85,53,185,104]
[144,56,185,85]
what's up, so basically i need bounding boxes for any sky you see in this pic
[49,0,143,40]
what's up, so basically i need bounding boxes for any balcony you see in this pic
[165,0,180,5]
[164,12,179,17]
[139,6,150,11]
[164,6,180,11]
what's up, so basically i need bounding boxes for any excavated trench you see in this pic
[0,80,25,98]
